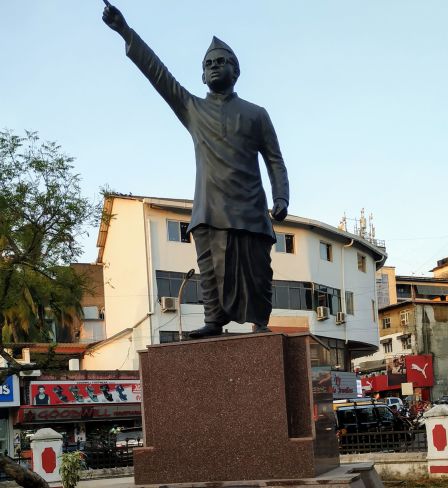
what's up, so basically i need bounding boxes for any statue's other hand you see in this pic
[271,198,288,222]
[102,5,128,35]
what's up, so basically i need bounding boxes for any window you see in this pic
[345,291,354,315]
[377,273,390,309]
[400,310,410,327]
[401,336,412,350]
[383,341,393,353]
[156,270,202,303]
[271,281,313,310]
[320,241,332,261]
[167,220,191,243]
[372,300,376,322]
[357,253,366,272]
[382,317,391,329]
[315,284,341,315]
[275,233,294,253]
[397,285,411,300]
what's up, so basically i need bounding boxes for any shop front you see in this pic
[361,354,434,401]
[15,376,142,453]
[0,375,20,457]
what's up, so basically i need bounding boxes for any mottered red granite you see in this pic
[134,333,338,484]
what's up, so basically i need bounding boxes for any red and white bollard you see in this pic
[31,428,63,487]
[424,405,448,477]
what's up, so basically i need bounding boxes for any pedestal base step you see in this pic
[130,463,383,488]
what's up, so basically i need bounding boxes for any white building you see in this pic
[81,195,387,371]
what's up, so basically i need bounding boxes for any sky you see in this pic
[2,1,448,276]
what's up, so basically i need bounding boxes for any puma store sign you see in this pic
[405,355,434,387]
[30,380,141,405]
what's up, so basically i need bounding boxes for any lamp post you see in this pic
[178,269,195,341]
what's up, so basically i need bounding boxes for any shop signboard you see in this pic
[29,380,141,405]
[0,375,20,407]
[17,403,142,424]
[331,371,358,399]
[405,354,434,387]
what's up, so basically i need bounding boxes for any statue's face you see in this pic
[202,48,238,92]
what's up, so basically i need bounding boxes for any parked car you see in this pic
[334,399,412,453]
[384,397,404,409]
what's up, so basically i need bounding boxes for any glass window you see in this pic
[345,291,354,315]
[400,310,410,326]
[382,317,391,329]
[320,242,332,261]
[167,220,180,241]
[275,233,294,253]
[383,341,393,353]
[167,220,191,243]
[401,336,412,350]
[275,234,286,252]
[357,253,366,272]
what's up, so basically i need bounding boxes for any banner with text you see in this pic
[30,380,141,405]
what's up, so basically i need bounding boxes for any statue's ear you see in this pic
[202,72,206,84]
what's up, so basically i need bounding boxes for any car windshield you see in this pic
[376,406,394,421]
[355,407,376,423]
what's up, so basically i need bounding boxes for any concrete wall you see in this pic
[102,199,150,338]
[341,452,427,480]
[415,303,448,399]
[82,331,134,370]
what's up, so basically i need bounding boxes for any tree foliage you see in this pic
[0,130,99,343]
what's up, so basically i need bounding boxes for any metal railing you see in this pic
[338,428,427,454]
[80,439,143,470]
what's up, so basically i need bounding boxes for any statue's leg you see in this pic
[222,231,274,327]
[189,226,229,339]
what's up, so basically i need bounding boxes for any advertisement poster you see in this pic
[331,371,358,399]
[405,354,434,387]
[0,375,20,407]
[30,380,141,405]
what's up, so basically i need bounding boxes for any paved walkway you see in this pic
[76,476,137,488]
[79,477,137,487]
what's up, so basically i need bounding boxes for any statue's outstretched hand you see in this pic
[271,198,288,222]
[102,3,129,38]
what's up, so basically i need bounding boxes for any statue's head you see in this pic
[202,36,240,92]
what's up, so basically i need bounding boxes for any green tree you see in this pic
[0,130,99,487]
[0,130,98,344]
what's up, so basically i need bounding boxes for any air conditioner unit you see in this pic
[19,369,42,377]
[316,306,330,321]
[336,312,346,325]
[160,296,178,312]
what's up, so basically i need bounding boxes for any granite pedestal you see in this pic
[134,332,339,484]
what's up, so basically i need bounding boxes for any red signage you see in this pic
[17,403,142,424]
[30,380,141,405]
[361,375,398,392]
[405,355,434,387]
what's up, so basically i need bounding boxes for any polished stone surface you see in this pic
[134,333,339,484]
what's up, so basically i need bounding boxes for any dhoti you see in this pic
[192,225,273,327]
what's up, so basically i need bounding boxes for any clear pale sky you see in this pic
[2,1,447,276]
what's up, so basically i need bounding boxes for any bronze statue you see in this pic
[102,4,289,339]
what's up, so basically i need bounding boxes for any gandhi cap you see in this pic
[203,36,239,70]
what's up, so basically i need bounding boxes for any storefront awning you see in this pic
[357,359,386,373]
[16,403,141,424]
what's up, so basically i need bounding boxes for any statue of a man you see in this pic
[103,5,290,339]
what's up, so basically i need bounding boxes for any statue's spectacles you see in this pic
[204,57,231,68]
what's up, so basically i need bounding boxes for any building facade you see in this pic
[81,194,387,372]
[356,263,448,400]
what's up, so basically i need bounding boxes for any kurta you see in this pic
[126,30,289,241]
